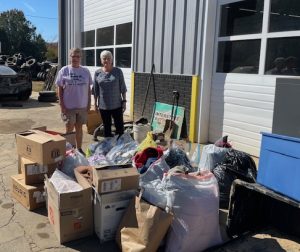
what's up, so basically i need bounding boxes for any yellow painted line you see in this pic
[189,75,200,142]
[130,72,135,120]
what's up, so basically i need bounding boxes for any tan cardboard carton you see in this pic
[86,110,102,134]
[19,156,58,185]
[94,190,136,243]
[92,164,139,194]
[33,126,76,147]
[11,174,45,210]
[16,130,66,164]
[45,171,93,244]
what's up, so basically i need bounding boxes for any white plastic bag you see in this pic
[198,144,230,171]
[164,172,222,252]
[61,149,89,178]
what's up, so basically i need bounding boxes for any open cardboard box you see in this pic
[45,170,93,244]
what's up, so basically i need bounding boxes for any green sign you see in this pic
[151,102,185,139]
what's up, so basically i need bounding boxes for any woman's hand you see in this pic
[122,100,126,113]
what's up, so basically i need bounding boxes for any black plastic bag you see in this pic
[212,149,257,209]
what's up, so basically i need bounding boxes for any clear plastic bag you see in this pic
[198,144,230,172]
[61,149,89,179]
[106,134,138,165]
[49,169,83,193]
[163,172,222,252]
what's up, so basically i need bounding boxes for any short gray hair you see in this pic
[69,48,81,56]
[100,50,113,59]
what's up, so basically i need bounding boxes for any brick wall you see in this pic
[134,72,192,137]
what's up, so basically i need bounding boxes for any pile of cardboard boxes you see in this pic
[12,129,66,211]
[11,128,140,245]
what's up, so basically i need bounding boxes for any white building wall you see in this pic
[83,0,134,115]
[209,74,277,157]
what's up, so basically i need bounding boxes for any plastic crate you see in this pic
[257,132,300,201]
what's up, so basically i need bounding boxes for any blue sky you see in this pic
[0,0,58,42]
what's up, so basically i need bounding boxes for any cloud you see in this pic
[23,2,36,13]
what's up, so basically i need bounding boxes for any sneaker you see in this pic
[77,148,86,157]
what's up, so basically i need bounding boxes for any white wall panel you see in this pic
[209,75,277,156]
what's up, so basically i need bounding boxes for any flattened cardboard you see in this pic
[16,130,66,164]
[19,156,58,185]
[11,174,45,210]
[92,164,139,194]
[94,190,136,243]
[45,173,93,244]
[86,110,102,134]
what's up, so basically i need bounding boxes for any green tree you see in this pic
[0,9,47,61]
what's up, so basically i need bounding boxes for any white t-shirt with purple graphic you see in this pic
[55,65,92,109]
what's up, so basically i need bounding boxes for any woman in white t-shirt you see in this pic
[55,48,92,155]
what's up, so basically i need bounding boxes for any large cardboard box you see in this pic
[86,110,102,134]
[16,130,66,164]
[11,174,45,210]
[19,156,58,185]
[46,130,76,147]
[94,190,136,243]
[92,165,139,194]
[45,171,93,244]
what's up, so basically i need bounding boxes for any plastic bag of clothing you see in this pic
[61,149,89,179]
[86,136,118,157]
[165,146,195,172]
[190,143,201,168]
[163,172,222,252]
[87,153,112,166]
[212,148,257,208]
[49,169,83,193]
[106,135,138,165]
[198,144,230,171]
[140,156,170,186]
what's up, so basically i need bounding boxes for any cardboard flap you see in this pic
[95,164,132,170]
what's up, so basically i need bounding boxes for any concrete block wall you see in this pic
[134,72,192,137]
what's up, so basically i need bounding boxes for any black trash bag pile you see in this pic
[212,149,257,209]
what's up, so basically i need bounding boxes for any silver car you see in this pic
[0,65,32,100]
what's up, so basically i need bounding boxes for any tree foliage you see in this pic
[0,9,47,61]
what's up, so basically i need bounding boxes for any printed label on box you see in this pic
[101,179,121,193]
[27,164,48,175]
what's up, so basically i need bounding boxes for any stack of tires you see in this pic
[38,90,57,102]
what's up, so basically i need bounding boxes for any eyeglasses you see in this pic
[101,57,111,61]
[71,55,81,58]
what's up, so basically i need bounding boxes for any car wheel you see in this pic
[39,90,57,97]
[18,90,32,101]
[38,95,58,102]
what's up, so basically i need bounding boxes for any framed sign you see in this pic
[151,102,185,139]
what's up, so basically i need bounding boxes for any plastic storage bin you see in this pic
[257,132,300,202]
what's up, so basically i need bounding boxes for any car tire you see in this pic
[38,95,57,102]
[39,91,57,97]
[18,90,32,101]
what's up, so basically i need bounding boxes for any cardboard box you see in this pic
[46,130,76,147]
[16,130,66,164]
[33,126,76,147]
[45,171,93,244]
[19,156,58,185]
[11,174,45,210]
[94,190,136,243]
[92,165,139,194]
[86,110,102,134]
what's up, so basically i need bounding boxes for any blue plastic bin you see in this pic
[257,132,300,202]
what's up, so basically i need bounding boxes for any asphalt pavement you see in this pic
[0,92,119,252]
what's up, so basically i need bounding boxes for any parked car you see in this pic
[0,65,32,100]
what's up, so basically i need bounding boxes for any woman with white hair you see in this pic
[93,50,127,137]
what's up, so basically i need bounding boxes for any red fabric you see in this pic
[134,147,163,168]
